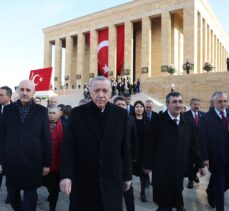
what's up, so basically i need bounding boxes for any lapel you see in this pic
[11,103,22,125]
[85,102,102,140]
[100,103,112,141]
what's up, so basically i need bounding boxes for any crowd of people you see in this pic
[0,76,229,211]
[83,76,141,100]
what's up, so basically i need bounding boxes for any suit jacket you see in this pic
[144,111,203,207]
[184,110,205,130]
[0,101,52,190]
[199,109,229,177]
[60,101,131,211]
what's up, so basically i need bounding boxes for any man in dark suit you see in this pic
[144,92,205,211]
[0,86,13,189]
[0,80,52,211]
[60,76,132,211]
[200,91,229,211]
[145,99,159,123]
[184,98,205,189]
[123,93,134,115]
[114,96,138,211]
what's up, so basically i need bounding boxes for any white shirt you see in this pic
[214,108,227,119]
[168,110,180,125]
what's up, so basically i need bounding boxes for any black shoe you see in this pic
[207,193,215,208]
[140,194,147,202]
[187,181,193,189]
[193,176,199,183]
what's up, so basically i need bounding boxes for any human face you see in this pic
[145,102,153,113]
[34,98,41,104]
[18,81,35,105]
[48,110,60,123]
[134,103,144,116]
[166,95,183,117]
[214,95,228,112]
[49,97,57,106]
[90,80,111,110]
[0,89,11,105]
[190,101,200,112]
[125,96,131,105]
[115,100,127,109]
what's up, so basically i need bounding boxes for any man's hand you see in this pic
[60,178,72,195]
[42,167,50,176]
[143,169,151,175]
[204,160,209,168]
[198,168,206,177]
[123,180,132,191]
[0,165,2,174]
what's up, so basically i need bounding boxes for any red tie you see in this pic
[194,113,199,127]
[220,111,228,132]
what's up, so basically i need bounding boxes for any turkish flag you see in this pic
[97,29,109,77]
[29,67,52,91]
[116,25,124,75]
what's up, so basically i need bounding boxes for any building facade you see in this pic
[43,0,229,89]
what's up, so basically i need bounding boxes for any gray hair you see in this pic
[89,76,112,91]
[145,99,153,104]
[48,106,60,112]
[212,91,227,102]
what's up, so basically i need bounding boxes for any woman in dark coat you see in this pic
[133,100,150,202]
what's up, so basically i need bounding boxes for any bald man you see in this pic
[0,80,52,211]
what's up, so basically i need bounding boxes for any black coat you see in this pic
[144,111,204,207]
[60,102,131,211]
[199,109,229,183]
[127,115,138,161]
[0,102,52,190]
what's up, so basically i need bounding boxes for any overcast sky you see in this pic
[0,0,228,89]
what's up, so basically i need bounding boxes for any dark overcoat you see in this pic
[0,102,52,190]
[199,109,229,186]
[144,111,203,207]
[60,101,132,211]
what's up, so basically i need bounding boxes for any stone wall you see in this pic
[141,71,229,111]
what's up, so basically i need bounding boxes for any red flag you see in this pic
[29,67,52,91]
[116,25,124,75]
[98,29,109,77]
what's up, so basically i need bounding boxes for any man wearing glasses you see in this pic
[144,92,205,211]
[200,91,229,211]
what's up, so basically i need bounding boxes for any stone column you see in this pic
[141,16,152,77]
[108,25,117,79]
[65,36,73,88]
[183,6,198,73]
[124,21,134,82]
[208,27,211,63]
[212,32,215,69]
[161,11,171,67]
[76,33,85,89]
[197,14,203,73]
[54,38,62,89]
[89,29,98,78]
[44,37,52,68]
[203,20,208,67]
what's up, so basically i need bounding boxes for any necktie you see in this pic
[1,106,3,114]
[220,111,228,132]
[173,118,178,125]
[147,112,151,120]
[194,113,199,127]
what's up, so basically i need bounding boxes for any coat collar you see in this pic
[86,101,112,140]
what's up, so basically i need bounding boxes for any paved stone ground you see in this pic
[0,169,229,211]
